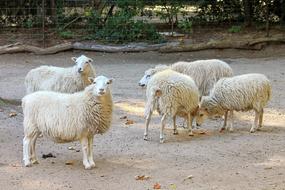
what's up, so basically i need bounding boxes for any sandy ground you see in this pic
[0,49,285,190]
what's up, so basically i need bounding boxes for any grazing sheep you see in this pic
[144,69,199,143]
[22,76,113,169]
[25,55,96,94]
[196,73,271,133]
[139,59,233,96]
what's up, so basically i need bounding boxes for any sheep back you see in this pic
[208,73,271,112]
[146,69,199,118]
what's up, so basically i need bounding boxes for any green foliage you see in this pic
[178,19,193,34]
[59,30,74,39]
[86,3,163,44]
[228,25,242,33]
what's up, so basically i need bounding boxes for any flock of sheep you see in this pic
[21,55,272,169]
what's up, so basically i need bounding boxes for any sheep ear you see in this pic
[71,57,77,62]
[88,77,94,84]
[155,89,162,97]
[108,78,114,84]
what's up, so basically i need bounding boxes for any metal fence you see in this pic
[0,0,281,48]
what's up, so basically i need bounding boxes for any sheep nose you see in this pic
[139,83,145,87]
[78,68,83,73]
[99,88,104,92]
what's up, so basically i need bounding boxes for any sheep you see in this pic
[138,59,233,96]
[144,69,199,143]
[25,55,96,94]
[196,73,271,133]
[22,75,113,169]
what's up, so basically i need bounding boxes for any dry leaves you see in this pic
[120,115,127,119]
[170,183,177,190]
[183,175,194,181]
[135,175,150,180]
[65,160,74,165]
[153,183,161,189]
[125,119,134,125]
[9,112,17,117]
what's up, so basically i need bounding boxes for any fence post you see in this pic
[42,0,46,48]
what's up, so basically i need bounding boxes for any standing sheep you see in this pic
[25,55,96,94]
[139,59,233,96]
[196,73,271,133]
[144,69,199,143]
[22,76,113,169]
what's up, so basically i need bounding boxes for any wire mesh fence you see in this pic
[0,0,284,48]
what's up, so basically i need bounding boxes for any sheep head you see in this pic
[72,55,94,76]
[88,76,113,96]
[138,64,169,87]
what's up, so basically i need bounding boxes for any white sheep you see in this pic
[22,75,113,169]
[25,55,96,94]
[139,59,233,96]
[196,73,271,133]
[144,69,199,143]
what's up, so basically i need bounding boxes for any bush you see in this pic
[228,25,242,33]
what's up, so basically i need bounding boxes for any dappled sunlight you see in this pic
[114,100,158,116]
[233,108,285,128]
[255,155,285,168]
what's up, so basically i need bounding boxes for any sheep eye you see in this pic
[106,81,110,85]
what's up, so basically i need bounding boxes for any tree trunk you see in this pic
[281,0,285,26]
[243,0,253,26]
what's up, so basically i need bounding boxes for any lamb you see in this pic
[22,75,113,169]
[25,55,96,94]
[196,73,271,133]
[144,69,199,143]
[139,59,233,96]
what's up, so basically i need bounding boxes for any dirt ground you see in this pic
[0,48,285,190]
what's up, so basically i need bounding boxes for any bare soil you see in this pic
[0,49,285,190]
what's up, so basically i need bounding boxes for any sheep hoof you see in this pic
[219,127,225,132]
[143,135,149,141]
[173,130,178,135]
[228,128,234,132]
[188,132,194,136]
[160,138,165,143]
[250,128,256,133]
[84,165,93,170]
[24,160,32,167]
[32,159,39,164]
[90,162,96,168]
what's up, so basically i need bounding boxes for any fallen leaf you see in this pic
[153,183,161,189]
[135,175,150,180]
[125,119,134,125]
[65,160,74,165]
[183,175,194,181]
[264,166,273,170]
[9,112,17,117]
[170,183,177,190]
[42,153,56,159]
[68,146,75,150]
[120,115,127,119]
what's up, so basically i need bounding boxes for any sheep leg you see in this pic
[220,111,228,132]
[23,136,32,167]
[173,116,178,135]
[227,110,234,132]
[258,108,264,130]
[250,110,259,133]
[144,110,153,141]
[30,132,40,164]
[160,114,167,143]
[188,113,194,136]
[80,137,92,170]
[87,136,96,168]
